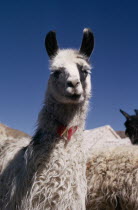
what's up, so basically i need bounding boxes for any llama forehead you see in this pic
[50,49,91,72]
[125,116,138,126]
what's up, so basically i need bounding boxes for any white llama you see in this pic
[0,28,94,210]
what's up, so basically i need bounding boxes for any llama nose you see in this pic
[67,79,80,88]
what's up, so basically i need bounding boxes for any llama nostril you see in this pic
[67,81,74,88]
[67,80,80,88]
[76,81,80,86]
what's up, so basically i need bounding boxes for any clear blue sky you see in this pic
[0,0,138,135]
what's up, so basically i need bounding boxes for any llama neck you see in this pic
[33,92,89,143]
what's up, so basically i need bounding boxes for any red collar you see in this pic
[57,125,78,141]
[45,109,78,141]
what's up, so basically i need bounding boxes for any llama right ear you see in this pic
[120,109,131,120]
[45,31,59,59]
[79,28,94,58]
[134,109,138,115]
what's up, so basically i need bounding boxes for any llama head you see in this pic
[45,28,94,104]
[135,109,138,115]
[120,109,138,144]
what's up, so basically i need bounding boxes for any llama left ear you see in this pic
[120,109,131,120]
[79,28,94,58]
[45,31,59,59]
[134,109,138,115]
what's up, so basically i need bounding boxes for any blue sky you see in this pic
[0,0,138,135]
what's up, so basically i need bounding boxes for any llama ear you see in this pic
[79,28,94,58]
[120,109,131,120]
[45,31,59,58]
[134,109,138,115]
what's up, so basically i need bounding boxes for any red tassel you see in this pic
[67,126,78,140]
[57,125,78,141]
[57,125,66,136]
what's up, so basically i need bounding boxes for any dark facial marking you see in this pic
[51,70,61,78]
[51,67,65,79]
[77,64,89,81]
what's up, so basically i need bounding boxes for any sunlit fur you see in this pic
[0,37,93,209]
[86,145,138,210]
[0,136,30,173]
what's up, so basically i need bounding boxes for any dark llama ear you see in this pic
[134,109,138,115]
[79,28,94,58]
[45,31,59,58]
[120,109,131,120]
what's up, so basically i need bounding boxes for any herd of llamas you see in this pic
[0,28,138,210]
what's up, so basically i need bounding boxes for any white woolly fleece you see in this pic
[86,145,138,210]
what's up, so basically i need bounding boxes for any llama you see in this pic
[135,109,138,115]
[120,109,138,144]
[0,28,94,210]
[86,145,138,210]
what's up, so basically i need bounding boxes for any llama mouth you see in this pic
[66,94,81,100]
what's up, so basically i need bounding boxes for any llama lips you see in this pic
[67,94,81,100]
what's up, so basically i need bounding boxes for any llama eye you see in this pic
[77,64,90,80]
[51,70,61,78]
[81,70,89,79]
[83,70,88,76]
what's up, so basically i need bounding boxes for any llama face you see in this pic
[45,29,94,104]
[125,117,138,144]
[120,109,138,144]
[48,50,91,104]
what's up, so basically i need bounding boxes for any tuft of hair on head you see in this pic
[79,28,94,59]
[45,31,59,59]
[120,109,131,120]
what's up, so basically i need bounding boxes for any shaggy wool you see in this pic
[86,145,138,210]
